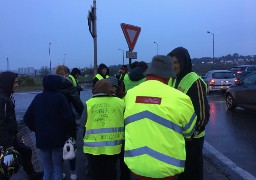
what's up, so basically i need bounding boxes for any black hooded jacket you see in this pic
[128,67,145,81]
[24,75,75,148]
[168,47,210,133]
[58,76,84,116]
[0,72,18,148]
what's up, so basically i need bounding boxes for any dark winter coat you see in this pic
[0,72,18,148]
[58,75,84,116]
[24,75,75,148]
[168,47,210,133]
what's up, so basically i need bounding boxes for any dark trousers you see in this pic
[87,154,118,180]
[178,137,204,180]
[120,143,130,180]
[14,141,35,176]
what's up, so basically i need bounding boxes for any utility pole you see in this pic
[88,0,97,75]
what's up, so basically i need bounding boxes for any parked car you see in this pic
[226,72,256,110]
[230,65,256,79]
[202,70,237,93]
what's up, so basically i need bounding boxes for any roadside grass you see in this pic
[16,75,93,92]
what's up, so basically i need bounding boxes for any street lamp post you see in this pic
[63,53,67,65]
[207,31,215,66]
[49,43,51,72]
[6,57,9,71]
[118,49,125,65]
[154,42,158,55]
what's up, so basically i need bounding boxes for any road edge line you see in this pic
[204,141,256,180]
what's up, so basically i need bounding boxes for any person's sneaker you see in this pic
[70,173,77,180]
[63,173,66,179]
[28,171,43,180]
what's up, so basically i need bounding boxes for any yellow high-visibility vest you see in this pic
[69,75,77,87]
[124,80,197,178]
[123,74,146,92]
[95,74,109,80]
[168,72,207,138]
[83,96,125,155]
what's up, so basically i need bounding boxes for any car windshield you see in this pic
[212,72,235,79]
[230,67,246,71]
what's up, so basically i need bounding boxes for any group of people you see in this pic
[82,47,210,180]
[0,46,210,180]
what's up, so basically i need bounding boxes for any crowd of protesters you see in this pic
[0,46,209,180]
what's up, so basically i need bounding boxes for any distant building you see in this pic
[18,67,35,75]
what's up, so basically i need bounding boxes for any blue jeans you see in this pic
[39,148,63,180]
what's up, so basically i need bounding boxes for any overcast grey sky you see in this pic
[0,0,256,70]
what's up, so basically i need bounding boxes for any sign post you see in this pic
[121,23,141,66]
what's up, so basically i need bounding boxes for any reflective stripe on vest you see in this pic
[84,140,123,147]
[69,75,77,87]
[83,97,125,155]
[124,80,197,178]
[125,110,197,138]
[123,74,146,92]
[85,127,124,135]
[125,146,185,168]
[125,110,182,134]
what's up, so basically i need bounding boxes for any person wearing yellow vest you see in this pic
[116,65,128,81]
[69,68,83,95]
[167,47,210,180]
[124,55,197,179]
[92,63,109,88]
[123,61,148,92]
[80,78,125,180]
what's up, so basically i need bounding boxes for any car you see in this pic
[226,72,256,110]
[230,65,256,79]
[202,70,237,93]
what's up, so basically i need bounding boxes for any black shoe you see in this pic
[28,171,44,180]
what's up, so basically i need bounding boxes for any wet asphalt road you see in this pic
[11,90,256,179]
[205,92,256,178]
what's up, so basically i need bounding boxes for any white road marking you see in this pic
[204,141,256,180]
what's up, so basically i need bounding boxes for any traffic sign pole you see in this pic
[121,23,141,67]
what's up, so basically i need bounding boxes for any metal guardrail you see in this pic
[17,121,42,172]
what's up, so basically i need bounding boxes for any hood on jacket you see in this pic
[0,71,18,95]
[168,47,192,81]
[97,63,109,76]
[43,75,63,91]
[128,61,148,81]
[70,68,81,77]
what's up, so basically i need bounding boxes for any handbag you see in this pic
[63,137,76,160]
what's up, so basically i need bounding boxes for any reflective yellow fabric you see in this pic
[69,75,77,87]
[123,74,146,92]
[95,74,109,80]
[169,72,207,138]
[83,96,125,155]
[124,80,197,178]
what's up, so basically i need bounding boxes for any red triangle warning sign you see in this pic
[121,23,141,51]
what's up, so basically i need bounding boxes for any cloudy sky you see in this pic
[0,0,256,70]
